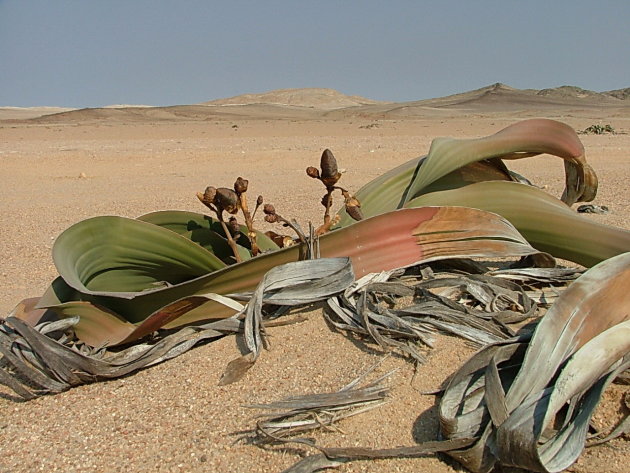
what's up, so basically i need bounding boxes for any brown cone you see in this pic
[215,188,239,214]
[345,196,364,221]
[320,149,341,186]
[306,166,320,179]
[234,177,248,194]
[228,216,240,235]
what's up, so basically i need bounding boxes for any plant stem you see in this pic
[316,185,349,236]
[315,215,340,236]
[322,187,334,226]
[217,210,242,263]
[277,215,307,245]
[238,193,260,256]
[252,198,263,220]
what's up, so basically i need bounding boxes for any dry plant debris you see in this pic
[246,362,394,442]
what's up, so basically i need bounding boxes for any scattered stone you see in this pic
[577,204,609,214]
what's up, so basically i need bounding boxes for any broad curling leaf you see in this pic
[405,181,630,267]
[52,215,227,296]
[138,210,280,260]
[336,118,596,228]
[405,119,593,207]
[37,207,543,346]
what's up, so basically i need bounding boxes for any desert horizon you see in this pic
[0,83,628,473]
[2,82,629,121]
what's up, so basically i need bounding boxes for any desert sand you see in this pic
[0,85,628,472]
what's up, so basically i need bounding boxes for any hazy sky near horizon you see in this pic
[1,1,629,108]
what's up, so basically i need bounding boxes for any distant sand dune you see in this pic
[0,106,76,120]
[2,83,628,123]
[202,87,388,110]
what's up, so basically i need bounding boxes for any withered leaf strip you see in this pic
[439,251,630,473]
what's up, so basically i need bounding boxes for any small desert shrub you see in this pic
[581,124,615,134]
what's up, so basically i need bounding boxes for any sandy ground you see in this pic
[0,110,628,472]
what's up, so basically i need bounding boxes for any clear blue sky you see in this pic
[1,0,628,108]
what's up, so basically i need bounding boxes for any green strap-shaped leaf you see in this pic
[138,210,280,255]
[405,181,630,266]
[336,157,514,228]
[404,119,593,207]
[137,210,253,263]
[336,119,596,228]
[52,215,227,296]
